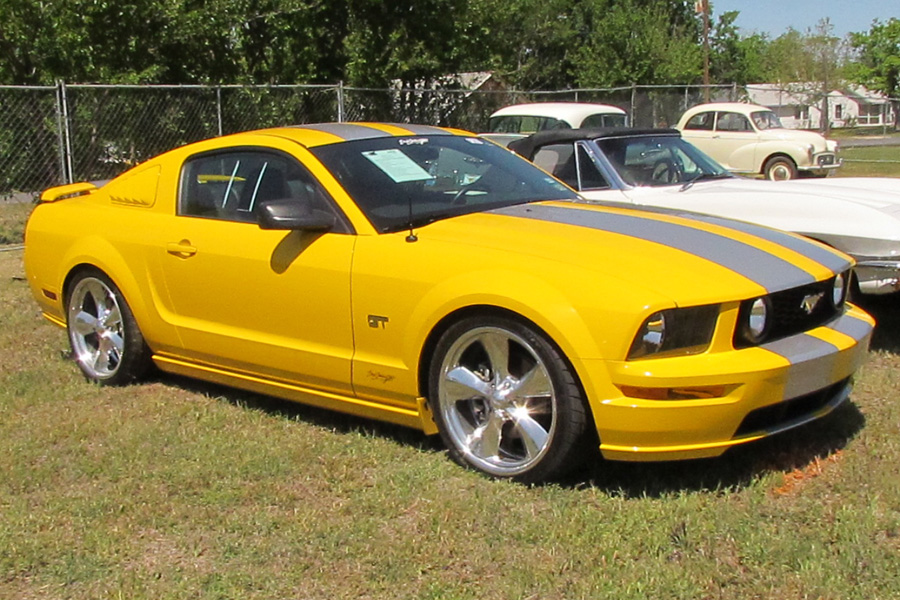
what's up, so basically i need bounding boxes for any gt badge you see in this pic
[368,315,389,329]
[800,292,824,315]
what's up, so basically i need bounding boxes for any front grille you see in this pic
[734,278,841,348]
[733,378,849,437]
[818,154,836,166]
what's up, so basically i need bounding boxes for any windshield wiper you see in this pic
[680,172,731,192]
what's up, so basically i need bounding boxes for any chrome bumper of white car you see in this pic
[855,260,900,295]
[798,155,841,173]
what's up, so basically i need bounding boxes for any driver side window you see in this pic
[180,151,333,224]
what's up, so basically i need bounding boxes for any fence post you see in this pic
[55,80,74,185]
[216,86,224,136]
[630,83,636,124]
[337,81,345,123]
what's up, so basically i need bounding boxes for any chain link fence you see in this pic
[1,82,895,200]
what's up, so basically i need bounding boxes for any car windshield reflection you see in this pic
[593,135,732,188]
[310,135,577,233]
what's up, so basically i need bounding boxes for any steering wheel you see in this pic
[450,181,490,206]
[651,159,682,184]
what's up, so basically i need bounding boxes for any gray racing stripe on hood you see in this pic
[293,123,394,140]
[491,203,815,293]
[682,213,852,273]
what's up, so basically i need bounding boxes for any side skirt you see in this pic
[153,354,435,432]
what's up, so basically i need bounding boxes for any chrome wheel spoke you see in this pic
[446,365,491,399]
[513,363,552,401]
[512,413,550,459]
[478,331,511,382]
[71,310,99,337]
[470,411,504,460]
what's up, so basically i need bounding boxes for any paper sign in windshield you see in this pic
[362,149,433,183]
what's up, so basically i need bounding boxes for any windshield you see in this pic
[310,135,577,233]
[593,135,731,187]
[750,110,783,130]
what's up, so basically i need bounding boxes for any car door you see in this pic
[157,147,356,395]
[680,110,718,159]
[709,111,759,172]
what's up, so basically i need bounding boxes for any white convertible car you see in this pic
[507,128,900,295]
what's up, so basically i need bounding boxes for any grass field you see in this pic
[838,145,900,178]
[2,197,900,598]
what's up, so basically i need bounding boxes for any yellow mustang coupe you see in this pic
[25,123,873,483]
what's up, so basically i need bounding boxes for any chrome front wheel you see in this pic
[429,315,589,483]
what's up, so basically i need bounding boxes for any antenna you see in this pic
[405,192,417,242]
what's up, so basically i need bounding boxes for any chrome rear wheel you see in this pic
[67,271,150,384]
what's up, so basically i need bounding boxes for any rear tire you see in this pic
[66,270,151,385]
[428,314,590,483]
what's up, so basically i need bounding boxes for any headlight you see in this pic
[832,271,847,307]
[628,305,719,360]
[736,296,772,346]
[807,144,815,161]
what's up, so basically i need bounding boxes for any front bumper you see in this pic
[854,259,900,295]
[798,152,841,174]
[583,306,872,461]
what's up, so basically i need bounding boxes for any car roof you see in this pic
[489,103,627,123]
[234,122,462,148]
[507,128,680,159]
[683,102,772,116]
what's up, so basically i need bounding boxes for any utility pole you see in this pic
[696,0,711,103]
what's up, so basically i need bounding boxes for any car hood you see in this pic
[621,177,900,254]
[759,128,829,149]
[418,200,849,308]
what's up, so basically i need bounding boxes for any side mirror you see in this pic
[257,199,335,232]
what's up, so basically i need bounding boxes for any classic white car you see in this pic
[487,102,628,135]
[676,102,840,180]
[508,128,900,294]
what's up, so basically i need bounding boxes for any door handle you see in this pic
[167,241,197,258]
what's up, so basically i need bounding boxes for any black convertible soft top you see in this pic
[507,128,682,159]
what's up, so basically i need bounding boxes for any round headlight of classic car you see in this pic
[740,297,771,344]
[832,272,847,307]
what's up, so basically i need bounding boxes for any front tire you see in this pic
[66,270,151,385]
[428,314,590,483]
[763,156,797,180]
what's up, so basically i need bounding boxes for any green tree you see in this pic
[571,0,702,87]
[709,10,767,84]
[849,17,900,127]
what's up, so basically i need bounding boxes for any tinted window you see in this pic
[180,151,338,224]
[716,112,752,132]
[581,113,628,128]
[751,110,783,130]
[576,144,610,190]
[488,115,570,134]
[310,135,576,233]
[533,144,577,187]
[684,112,714,130]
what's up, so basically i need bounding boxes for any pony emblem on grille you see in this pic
[801,292,825,314]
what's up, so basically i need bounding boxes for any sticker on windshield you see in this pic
[362,149,433,183]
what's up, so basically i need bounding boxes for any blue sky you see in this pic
[710,0,899,38]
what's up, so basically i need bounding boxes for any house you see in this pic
[745,83,896,129]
